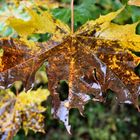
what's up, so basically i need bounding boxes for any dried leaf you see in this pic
[0,88,50,139]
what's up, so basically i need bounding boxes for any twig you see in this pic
[71,0,74,34]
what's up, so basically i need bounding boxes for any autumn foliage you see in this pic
[0,0,140,139]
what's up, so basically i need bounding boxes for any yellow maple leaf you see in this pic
[0,88,50,138]
[7,8,70,41]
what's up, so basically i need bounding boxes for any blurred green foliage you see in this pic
[0,0,140,139]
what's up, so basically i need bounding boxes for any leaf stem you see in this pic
[71,0,74,34]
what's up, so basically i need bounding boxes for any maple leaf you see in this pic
[0,88,50,139]
[0,6,140,135]
[7,8,70,41]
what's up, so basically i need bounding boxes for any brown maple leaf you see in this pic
[0,6,140,134]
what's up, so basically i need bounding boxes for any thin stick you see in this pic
[71,0,74,34]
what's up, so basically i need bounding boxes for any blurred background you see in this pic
[0,0,140,139]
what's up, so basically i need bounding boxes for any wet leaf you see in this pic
[0,88,50,139]
[0,6,140,135]
[0,38,61,90]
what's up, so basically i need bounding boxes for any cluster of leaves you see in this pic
[0,0,140,139]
